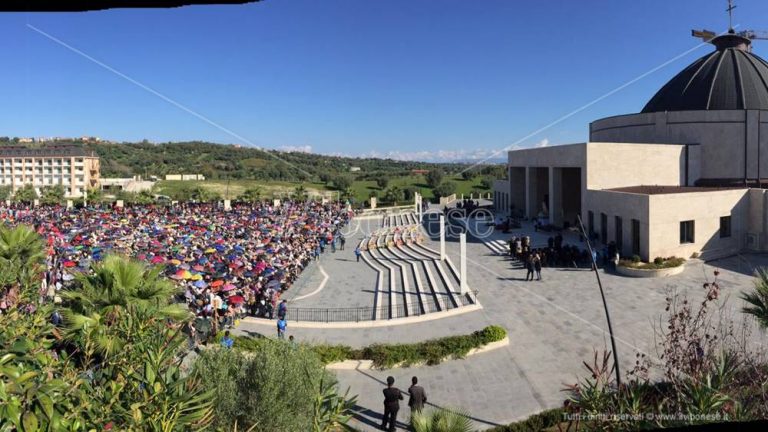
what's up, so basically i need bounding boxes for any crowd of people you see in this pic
[507,232,611,279]
[0,200,353,340]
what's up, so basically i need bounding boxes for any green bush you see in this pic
[193,342,335,431]
[232,326,507,369]
[487,408,564,431]
[480,325,507,342]
[312,343,356,364]
[631,254,642,263]
[619,256,686,270]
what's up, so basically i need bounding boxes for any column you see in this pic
[549,167,562,227]
[440,214,446,260]
[524,166,532,219]
[460,233,468,294]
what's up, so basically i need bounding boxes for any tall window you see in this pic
[720,216,732,238]
[615,216,623,252]
[588,211,594,236]
[680,220,695,244]
[631,219,640,256]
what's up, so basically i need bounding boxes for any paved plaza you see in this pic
[237,206,768,431]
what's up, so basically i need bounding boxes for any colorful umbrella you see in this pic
[222,284,236,292]
[210,280,224,288]
[228,295,245,304]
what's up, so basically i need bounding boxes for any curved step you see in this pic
[369,247,398,319]
[378,247,414,317]
[359,239,385,320]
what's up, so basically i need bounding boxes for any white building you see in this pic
[0,144,100,197]
[494,31,768,261]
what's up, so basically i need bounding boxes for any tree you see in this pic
[479,177,494,190]
[0,185,11,201]
[742,268,768,329]
[85,187,103,204]
[461,171,476,181]
[318,173,331,184]
[375,176,390,190]
[332,175,352,191]
[433,181,457,198]
[192,341,354,432]
[238,187,263,202]
[411,408,473,432]
[383,186,403,204]
[13,184,37,203]
[292,184,308,201]
[425,169,444,188]
[40,185,66,205]
[61,255,189,357]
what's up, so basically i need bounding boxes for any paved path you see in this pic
[237,207,768,431]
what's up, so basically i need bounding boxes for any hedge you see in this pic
[486,408,565,432]
[227,325,507,369]
[618,256,685,270]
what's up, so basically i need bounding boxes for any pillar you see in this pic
[440,214,446,260]
[66,200,73,209]
[524,166,532,219]
[414,192,419,213]
[224,199,232,211]
[460,233,468,294]
[549,167,562,227]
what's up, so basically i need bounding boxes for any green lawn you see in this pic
[154,180,333,200]
[154,175,491,205]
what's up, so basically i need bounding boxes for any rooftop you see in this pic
[607,185,745,195]
[0,144,93,158]
[642,32,768,112]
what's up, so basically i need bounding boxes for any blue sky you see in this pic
[1,0,766,161]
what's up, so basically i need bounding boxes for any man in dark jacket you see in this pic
[381,376,403,432]
[408,376,427,417]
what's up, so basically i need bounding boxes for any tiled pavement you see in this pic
[237,207,768,431]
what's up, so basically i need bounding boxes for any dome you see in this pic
[642,33,768,113]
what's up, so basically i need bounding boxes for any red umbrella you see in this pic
[210,280,224,288]
[63,261,76,268]
[228,295,245,304]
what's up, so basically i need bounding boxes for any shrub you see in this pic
[233,326,507,369]
[691,251,700,258]
[480,325,507,343]
[193,341,336,431]
[631,255,642,263]
[487,408,565,431]
[654,256,664,265]
[312,343,356,364]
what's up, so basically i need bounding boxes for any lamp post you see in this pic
[576,214,621,387]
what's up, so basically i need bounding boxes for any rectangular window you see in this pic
[680,220,695,244]
[615,216,623,253]
[720,216,732,238]
[631,219,640,256]
[588,211,594,236]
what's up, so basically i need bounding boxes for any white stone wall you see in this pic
[646,189,749,260]
[585,142,686,190]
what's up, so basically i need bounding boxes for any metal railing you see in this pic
[256,291,478,323]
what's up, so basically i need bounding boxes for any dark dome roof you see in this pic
[642,34,768,113]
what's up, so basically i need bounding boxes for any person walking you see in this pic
[534,253,542,281]
[340,235,346,250]
[355,246,362,262]
[276,317,287,340]
[408,376,427,419]
[381,376,403,432]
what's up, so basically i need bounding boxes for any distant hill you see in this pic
[76,141,503,181]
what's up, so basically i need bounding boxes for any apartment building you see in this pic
[0,145,100,197]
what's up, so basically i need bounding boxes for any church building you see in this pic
[494,30,768,261]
